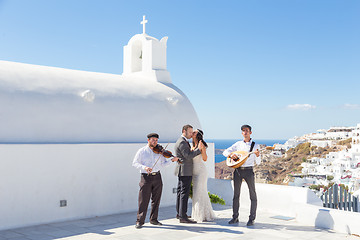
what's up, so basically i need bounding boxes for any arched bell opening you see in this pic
[131,40,143,73]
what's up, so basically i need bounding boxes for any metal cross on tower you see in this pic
[141,15,148,34]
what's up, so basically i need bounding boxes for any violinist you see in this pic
[132,133,179,229]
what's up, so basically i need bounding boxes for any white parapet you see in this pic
[208,178,360,236]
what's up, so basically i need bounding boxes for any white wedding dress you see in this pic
[192,155,216,222]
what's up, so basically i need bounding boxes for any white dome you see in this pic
[0,60,201,143]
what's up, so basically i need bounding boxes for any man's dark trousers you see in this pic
[176,176,192,219]
[136,173,163,224]
[232,168,257,221]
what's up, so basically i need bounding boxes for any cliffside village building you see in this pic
[273,124,360,194]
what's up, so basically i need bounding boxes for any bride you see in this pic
[191,129,216,222]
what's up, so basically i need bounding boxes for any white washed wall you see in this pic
[0,143,215,230]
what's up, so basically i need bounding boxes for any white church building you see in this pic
[2,17,360,236]
[0,16,215,230]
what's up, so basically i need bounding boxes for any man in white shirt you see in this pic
[223,125,261,226]
[132,133,179,229]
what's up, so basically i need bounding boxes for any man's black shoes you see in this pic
[176,214,191,219]
[179,217,197,223]
[246,219,255,226]
[228,218,239,224]
[150,220,163,225]
[135,220,163,228]
[135,222,143,229]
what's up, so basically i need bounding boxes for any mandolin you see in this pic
[226,151,255,169]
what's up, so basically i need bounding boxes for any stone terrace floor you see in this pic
[1,204,358,240]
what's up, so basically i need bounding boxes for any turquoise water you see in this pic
[210,139,286,163]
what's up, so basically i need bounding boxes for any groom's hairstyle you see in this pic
[182,124,193,133]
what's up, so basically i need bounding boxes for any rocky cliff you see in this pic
[215,139,351,185]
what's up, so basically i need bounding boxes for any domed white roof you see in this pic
[0,60,201,143]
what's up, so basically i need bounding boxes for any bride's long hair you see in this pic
[193,129,208,148]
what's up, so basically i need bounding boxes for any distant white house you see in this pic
[352,123,360,154]
[275,137,306,151]
[310,140,334,148]
[303,127,352,148]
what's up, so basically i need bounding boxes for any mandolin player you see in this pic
[223,125,261,226]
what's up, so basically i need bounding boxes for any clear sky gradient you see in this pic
[0,0,359,140]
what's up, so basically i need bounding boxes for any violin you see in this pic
[152,144,183,163]
[152,144,175,158]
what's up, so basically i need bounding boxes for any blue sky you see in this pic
[0,0,359,140]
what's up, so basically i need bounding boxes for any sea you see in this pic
[209,139,287,163]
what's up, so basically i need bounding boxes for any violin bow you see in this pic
[150,142,170,172]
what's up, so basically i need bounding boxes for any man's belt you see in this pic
[142,171,160,176]
[237,166,253,170]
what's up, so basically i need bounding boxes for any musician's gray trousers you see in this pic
[232,168,257,221]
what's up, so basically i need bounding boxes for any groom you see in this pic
[175,124,203,223]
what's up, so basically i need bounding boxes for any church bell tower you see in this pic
[123,16,171,83]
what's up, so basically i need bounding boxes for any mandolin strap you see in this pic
[249,141,255,152]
